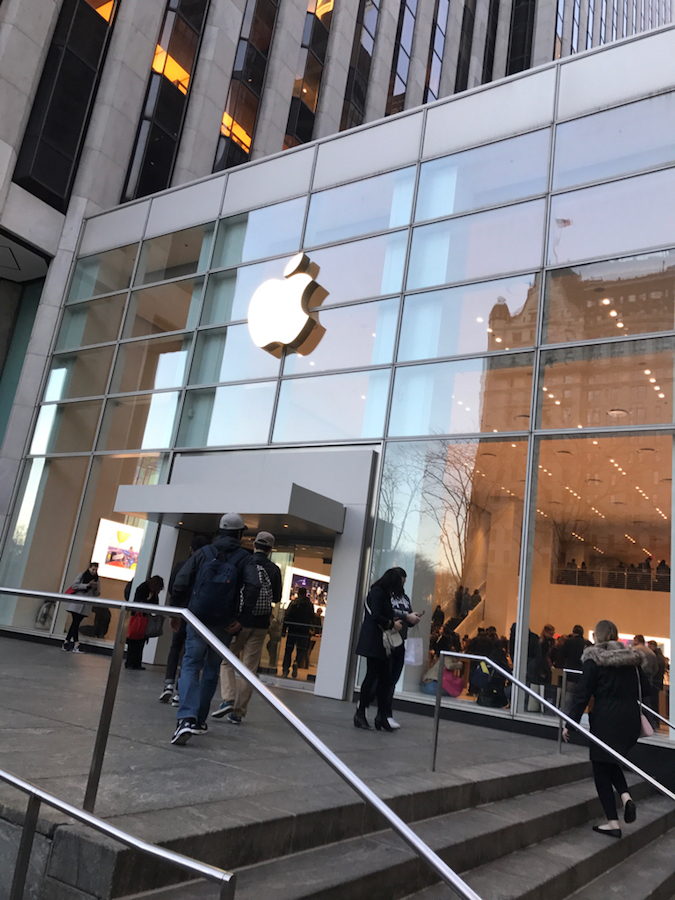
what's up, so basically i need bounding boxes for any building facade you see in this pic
[1,6,675,727]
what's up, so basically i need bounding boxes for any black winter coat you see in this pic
[567,641,650,763]
[355,585,396,660]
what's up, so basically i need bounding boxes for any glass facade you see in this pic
[4,79,675,732]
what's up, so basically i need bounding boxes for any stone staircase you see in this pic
[112,751,675,900]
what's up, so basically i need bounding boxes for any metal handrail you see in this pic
[0,587,482,900]
[431,651,675,808]
[5,767,235,900]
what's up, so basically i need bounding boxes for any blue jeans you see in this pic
[177,624,231,724]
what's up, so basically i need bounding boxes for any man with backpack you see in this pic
[212,531,282,724]
[169,513,249,745]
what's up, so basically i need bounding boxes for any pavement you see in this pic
[0,635,584,846]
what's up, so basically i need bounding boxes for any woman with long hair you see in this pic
[63,562,100,652]
[563,619,649,838]
[126,575,164,670]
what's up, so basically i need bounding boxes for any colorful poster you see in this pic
[92,518,145,582]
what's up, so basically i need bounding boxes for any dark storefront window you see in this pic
[455,0,477,92]
[122,0,210,201]
[506,0,535,74]
[13,0,119,212]
[285,0,334,148]
[340,0,381,131]
[385,0,418,115]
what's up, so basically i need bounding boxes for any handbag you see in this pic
[442,666,464,697]
[144,613,164,639]
[365,596,402,657]
[637,669,654,737]
[470,660,493,688]
[127,612,148,640]
[404,627,424,666]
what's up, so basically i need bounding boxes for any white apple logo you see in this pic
[247,253,327,358]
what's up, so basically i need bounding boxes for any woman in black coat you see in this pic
[354,569,404,732]
[563,619,649,838]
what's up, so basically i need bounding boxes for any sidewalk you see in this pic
[0,635,582,845]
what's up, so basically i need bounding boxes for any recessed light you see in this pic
[602,299,611,305]
[476,317,483,323]
[659,393,665,398]
[644,369,651,375]
[649,378,656,383]
[609,310,618,317]
[555,400,561,405]
[607,409,628,417]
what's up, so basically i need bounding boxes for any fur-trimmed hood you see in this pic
[581,641,641,667]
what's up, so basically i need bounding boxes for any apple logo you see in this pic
[247,253,327,358]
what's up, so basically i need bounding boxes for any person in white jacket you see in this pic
[63,562,100,652]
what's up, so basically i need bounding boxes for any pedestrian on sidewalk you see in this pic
[126,575,164,670]
[563,619,650,838]
[169,514,249,745]
[281,587,315,678]
[212,531,282,724]
[63,562,100,652]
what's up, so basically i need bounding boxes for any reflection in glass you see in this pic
[123,277,203,338]
[305,167,415,247]
[68,244,138,303]
[528,434,671,709]
[308,232,407,307]
[177,383,276,446]
[97,393,179,450]
[538,337,674,430]
[399,275,539,362]
[56,294,126,350]
[201,259,289,325]
[284,298,399,375]
[548,169,675,267]
[408,200,545,290]
[134,223,214,285]
[110,335,192,393]
[553,92,675,190]
[30,401,102,454]
[190,324,281,384]
[544,250,675,344]
[389,354,534,436]
[46,347,115,400]
[273,369,390,441]
[416,130,550,222]
[211,198,305,269]
[371,438,526,700]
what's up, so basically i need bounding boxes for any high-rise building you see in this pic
[1,1,675,725]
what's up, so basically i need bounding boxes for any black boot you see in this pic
[374,715,394,732]
[353,709,371,729]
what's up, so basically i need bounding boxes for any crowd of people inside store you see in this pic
[556,556,671,591]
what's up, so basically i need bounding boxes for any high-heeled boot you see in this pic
[353,709,372,729]
[374,715,394,732]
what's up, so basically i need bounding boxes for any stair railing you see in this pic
[0,587,483,900]
[5,766,235,900]
[431,651,675,809]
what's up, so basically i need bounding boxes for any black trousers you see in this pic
[65,613,85,643]
[126,639,145,669]
[164,620,186,683]
[593,761,628,820]
[359,656,391,718]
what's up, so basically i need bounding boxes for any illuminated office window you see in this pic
[340,0,381,130]
[285,0,334,148]
[122,0,211,201]
[385,0,418,115]
[13,0,120,212]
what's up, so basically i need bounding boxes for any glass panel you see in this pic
[211,198,306,268]
[0,457,89,596]
[134,223,214,285]
[399,274,539,362]
[538,337,674,429]
[110,335,192,393]
[189,324,280,384]
[123,277,203,337]
[548,169,675,267]
[304,167,415,247]
[283,297,399,375]
[389,354,534,436]
[415,130,550,222]
[408,200,545,290]
[553,92,675,190]
[370,438,527,706]
[56,293,126,350]
[308,232,407,307]
[176,383,276,446]
[68,244,138,302]
[30,400,101,454]
[46,347,115,400]
[273,369,390,441]
[528,433,671,727]
[97,392,179,449]
[544,250,675,344]
[201,258,290,325]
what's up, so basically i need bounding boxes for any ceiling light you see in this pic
[607,409,628,417]
[602,299,611,305]
[650,378,656,383]
[495,337,502,342]
[644,369,651,375]
[609,310,618,317]
[659,393,665,398]
[592,440,598,444]
[555,400,561,405]
[476,317,483,323]
[617,322,624,328]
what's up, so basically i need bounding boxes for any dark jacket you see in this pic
[167,557,189,605]
[561,634,591,675]
[355,585,395,660]
[567,641,650,763]
[282,596,316,639]
[239,551,282,629]
[171,534,249,626]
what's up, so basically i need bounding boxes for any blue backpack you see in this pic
[189,545,249,627]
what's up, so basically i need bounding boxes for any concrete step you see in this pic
[118,774,654,900]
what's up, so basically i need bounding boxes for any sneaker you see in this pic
[225,712,242,725]
[192,722,208,735]
[159,685,173,703]
[211,701,234,719]
[72,645,84,654]
[171,718,196,745]
[61,642,72,652]
[387,718,401,730]
[171,693,179,707]
[292,663,298,678]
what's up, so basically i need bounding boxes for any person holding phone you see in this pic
[385,567,423,730]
